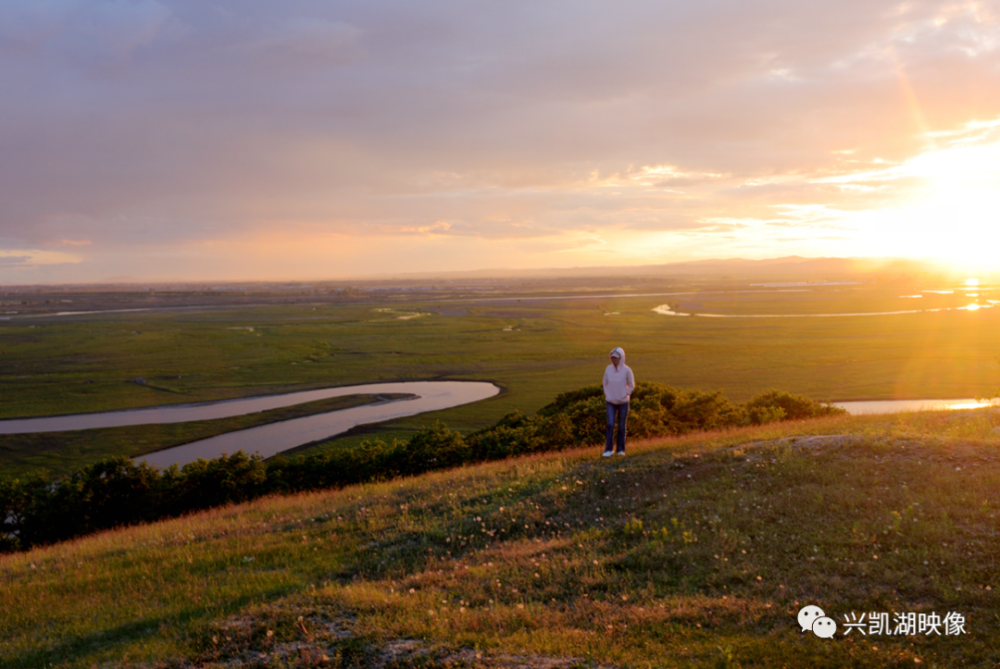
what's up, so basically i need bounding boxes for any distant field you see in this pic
[1,282,997,475]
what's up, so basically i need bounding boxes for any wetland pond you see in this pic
[834,398,1000,414]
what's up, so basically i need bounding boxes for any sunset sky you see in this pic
[2,0,1000,283]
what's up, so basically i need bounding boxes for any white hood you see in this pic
[604,347,634,404]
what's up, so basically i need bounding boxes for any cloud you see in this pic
[2,0,1000,280]
[0,255,31,266]
[0,0,173,65]
[245,17,363,66]
[0,249,83,267]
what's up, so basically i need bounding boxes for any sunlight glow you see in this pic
[944,400,997,410]
[844,137,1000,272]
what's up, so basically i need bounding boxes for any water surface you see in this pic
[652,304,993,318]
[0,381,496,434]
[835,398,1000,414]
[135,381,500,468]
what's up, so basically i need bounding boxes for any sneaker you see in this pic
[602,450,613,457]
[616,451,626,456]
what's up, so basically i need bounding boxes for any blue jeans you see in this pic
[605,402,629,453]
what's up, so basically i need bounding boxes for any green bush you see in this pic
[746,404,786,425]
[529,382,842,441]
[164,452,268,514]
[536,385,604,417]
[398,422,470,475]
[745,389,843,420]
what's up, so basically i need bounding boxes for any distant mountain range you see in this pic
[378,256,974,282]
[33,256,982,288]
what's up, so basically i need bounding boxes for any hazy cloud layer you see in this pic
[2,0,1000,280]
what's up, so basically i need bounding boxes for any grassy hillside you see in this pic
[3,408,1000,668]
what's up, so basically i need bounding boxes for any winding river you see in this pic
[0,381,500,469]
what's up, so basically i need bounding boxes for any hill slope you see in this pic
[3,409,1000,668]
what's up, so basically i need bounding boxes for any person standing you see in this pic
[603,347,634,456]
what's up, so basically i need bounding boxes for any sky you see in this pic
[2,0,1000,283]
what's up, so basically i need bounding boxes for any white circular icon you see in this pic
[812,616,837,638]
[797,605,825,633]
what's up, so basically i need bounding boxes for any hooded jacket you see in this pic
[603,347,635,404]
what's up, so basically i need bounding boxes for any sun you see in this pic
[906,144,1000,267]
[854,140,1000,272]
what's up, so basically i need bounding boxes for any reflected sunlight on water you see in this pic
[837,398,1000,414]
[651,304,995,318]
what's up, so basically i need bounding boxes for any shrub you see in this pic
[670,389,744,430]
[165,452,268,514]
[393,422,469,476]
[745,389,844,420]
[536,385,604,417]
[78,457,163,529]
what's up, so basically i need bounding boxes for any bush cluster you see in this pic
[0,383,842,553]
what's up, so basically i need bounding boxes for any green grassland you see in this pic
[1,283,997,476]
[3,408,1000,668]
